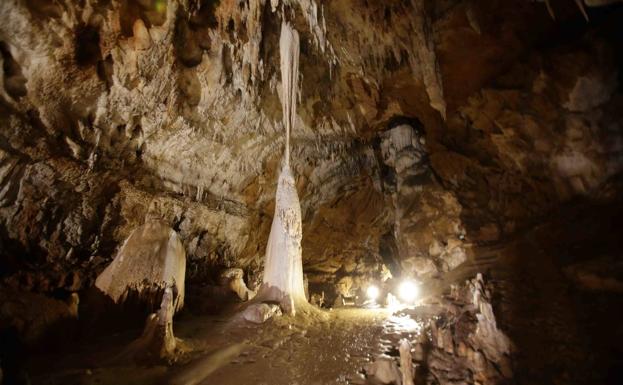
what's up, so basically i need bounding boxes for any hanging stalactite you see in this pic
[255,21,308,315]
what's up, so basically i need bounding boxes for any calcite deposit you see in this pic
[0,0,621,296]
[0,0,622,384]
[95,220,186,311]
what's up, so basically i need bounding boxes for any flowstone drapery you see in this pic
[95,221,186,312]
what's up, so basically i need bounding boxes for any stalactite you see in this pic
[280,21,299,166]
[545,0,557,20]
[410,0,447,120]
[256,21,307,315]
[574,0,590,21]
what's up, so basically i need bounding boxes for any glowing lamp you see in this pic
[398,280,419,303]
[366,285,380,301]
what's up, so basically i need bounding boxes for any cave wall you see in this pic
[0,0,621,306]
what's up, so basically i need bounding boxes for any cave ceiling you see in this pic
[0,0,621,291]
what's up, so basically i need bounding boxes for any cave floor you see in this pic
[28,307,426,385]
[24,203,623,385]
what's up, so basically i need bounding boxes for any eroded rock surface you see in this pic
[0,1,621,383]
[118,286,180,363]
[0,0,620,299]
[95,221,186,311]
[361,274,514,385]
[242,302,282,324]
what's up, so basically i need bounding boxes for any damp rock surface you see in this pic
[23,273,513,385]
[95,221,186,311]
[0,0,621,293]
[0,1,622,384]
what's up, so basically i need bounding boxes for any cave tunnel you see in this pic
[1,0,623,384]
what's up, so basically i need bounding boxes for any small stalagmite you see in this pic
[399,339,415,385]
[220,268,255,301]
[95,221,186,312]
[118,287,178,363]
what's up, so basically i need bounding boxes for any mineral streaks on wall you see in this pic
[409,0,446,120]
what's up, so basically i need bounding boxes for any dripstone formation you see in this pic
[0,1,622,385]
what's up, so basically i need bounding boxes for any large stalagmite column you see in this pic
[257,21,307,315]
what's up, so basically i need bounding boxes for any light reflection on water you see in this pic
[387,313,424,334]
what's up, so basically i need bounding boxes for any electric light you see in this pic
[366,285,380,301]
[398,280,419,303]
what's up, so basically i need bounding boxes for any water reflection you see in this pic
[387,313,423,334]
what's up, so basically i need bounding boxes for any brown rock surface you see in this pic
[0,0,620,295]
[0,1,622,383]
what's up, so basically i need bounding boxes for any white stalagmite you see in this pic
[257,21,307,315]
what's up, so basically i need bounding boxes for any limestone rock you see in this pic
[426,274,514,384]
[219,268,254,300]
[441,241,467,271]
[403,257,438,278]
[364,356,402,385]
[242,303,282,324]
[413,343,425,362]
[399,339,415,385]
[564,72,617,112]
[132,19,152,51]
[0,0,616,297]
[118,287,179,363]
[0,1,621,365]
[564,257,623,292]
[95,221,186,311]
[0,286,79,343]
[378,123,467,279]
[335,276,354,297]
[310,291,325,307]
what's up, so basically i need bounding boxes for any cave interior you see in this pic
[0,0,623,384]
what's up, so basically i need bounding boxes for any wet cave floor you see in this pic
[27,307,428,385]
[23,203,623,385]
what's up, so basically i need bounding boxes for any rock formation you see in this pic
[118,286,179,363]
[256,21,307,315]
[0,0,621,383]
[0,0,620,304]
[242,302,282,324]
[364,356,403,385]
[95,221,186,311]
[219,268,254,301]
[365,274,514,385]
[399,339,415,385]
[424,274,514,385]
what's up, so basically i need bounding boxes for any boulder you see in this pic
[364,356,402,385]
[402,257,438,278]
[441,245,467,271]
[242,303,282,324]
